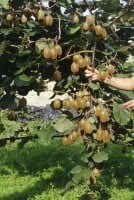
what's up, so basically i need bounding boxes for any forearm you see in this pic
[104,77,134,91]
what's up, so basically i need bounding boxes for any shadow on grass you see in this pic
[0,140,84,199]
[1,170,71,200]
[0,141,134,200]
[0,140,83,175]
[101,143,134,190]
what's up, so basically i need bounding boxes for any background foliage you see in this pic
[0,0,134,198]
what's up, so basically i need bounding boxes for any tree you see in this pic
[0,0,133,197]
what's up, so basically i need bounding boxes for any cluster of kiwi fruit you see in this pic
[71,54,91,74]
[6,12,28,24]
[79,118,93,135]
[52,94,111,146]
[52,88,91,111]
[61,117,94,147]
[62,129,81,146]
[6,8,53,26]
[96,127,110,143]
[94,104,111,143]
[37,9,53,26]
[98,64,116,81]
[82,14,107,38]
[43,44,62,60]
[62,117,94,147]
[95,104,109,123]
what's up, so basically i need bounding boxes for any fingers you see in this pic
[85,68,99,81]
[86,67,99,74]
[85,72,98,80]
[121,100,134,110]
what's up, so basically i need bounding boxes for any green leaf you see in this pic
[72,173,83,184]
[0,94,19,110]
[35,38,48,54]
[14,75,34,87]
[88,116,97,124]
[88,82,100,90]
[113,102,131,125]
[52,116,76,133]
[0,87,5,96]
[68,38,87,49]
[0,40,9,56]
[103,42,115,52]
[72,168,91,184]
[117,46,129,52]
[119,90,134,100]
[0,28,13,35]
[0,122,5,132]
[71,165,83,174]
[18,48,31,56]
[81,152,93,163]
[65,25,81,35]
[0,0,9,7]
[14,67,27,76]
[122,62,134,71]
[81,168,91,180]
[27,21,36,28]
[92,151,109,163]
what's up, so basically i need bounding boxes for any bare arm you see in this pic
[85,68,134,110]
[85,67,134,91]
[104,76,134,91]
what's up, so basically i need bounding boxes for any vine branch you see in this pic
[57,14,61,40]
[58,50,94,62]
[91,38,97,68]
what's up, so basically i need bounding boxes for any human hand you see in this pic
[85,67,99,81]
[121,99,134,110]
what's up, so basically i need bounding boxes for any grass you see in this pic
[0,137,134,200]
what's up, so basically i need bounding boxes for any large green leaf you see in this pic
[14,75,34,87]
[113,102,131,125]
[72,173,83,184]
[92,151,109,163]
[88,82,100,90]
[0,0,9,7]
[52,115,76,133]
[80,152,93,163]
[0,94,19,110]
[81,168,91,180]
[119,90,134,100]
[71,165,83,174]
[72,168,91,184]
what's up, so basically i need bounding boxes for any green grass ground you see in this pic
[0,139,134,200]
